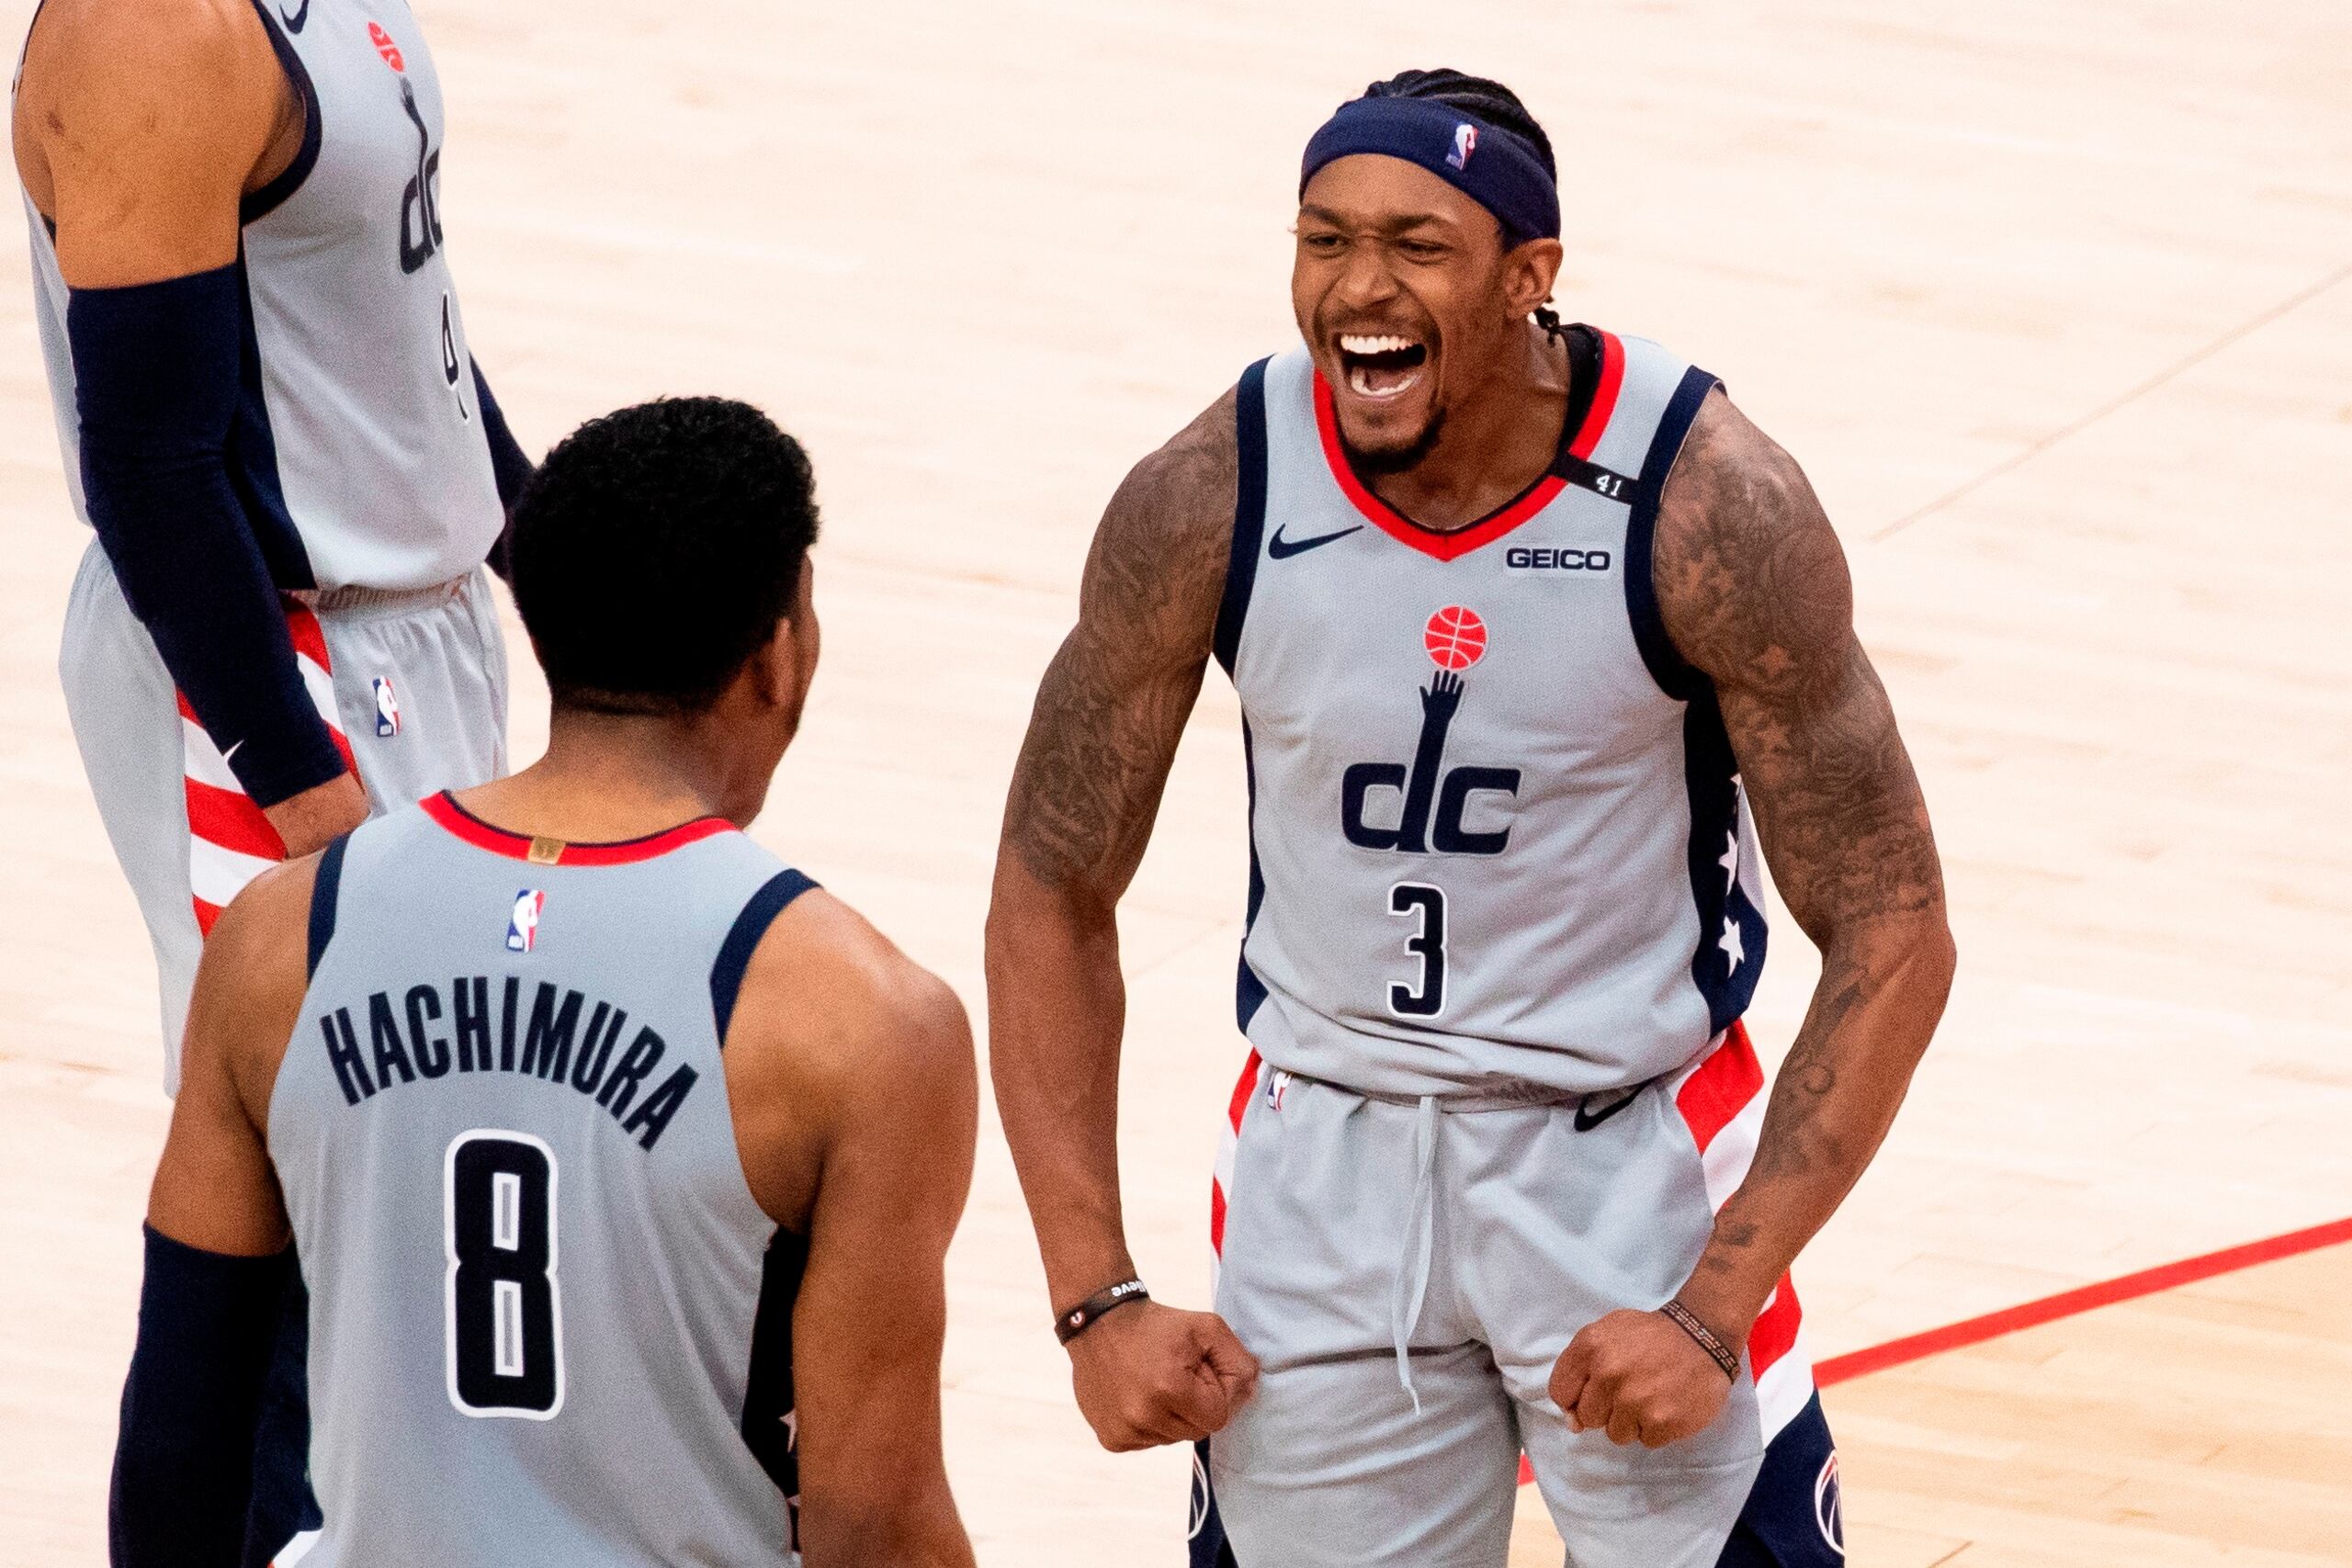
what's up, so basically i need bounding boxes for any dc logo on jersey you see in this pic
[372,677,402,738]
[505,889,545,953]
[1814,1452,1844,1554]
[1447,121,1477,171]
[1340,607,1520,856]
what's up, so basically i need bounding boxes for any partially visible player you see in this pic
[989,70,1955,1568]
[18,6,530,1551]
[15,0,530,1085]
[109,399,978,1568]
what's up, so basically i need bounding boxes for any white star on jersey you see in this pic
[1720,916,1746,973]
[782,1408,797,1450]
[1719,830,1739,892]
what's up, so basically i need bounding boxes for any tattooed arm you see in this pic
[1551,389,1955,1447]
[985,389,1260,1452]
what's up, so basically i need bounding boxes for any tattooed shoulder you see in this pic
[1650,388,1945,935]
[1073,385,1241,655]
[1652,387,1852,699]
[1001,387,1240,892]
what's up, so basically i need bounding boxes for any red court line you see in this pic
[1815,1214,2352,1386]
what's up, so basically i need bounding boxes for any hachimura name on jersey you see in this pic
[315,976,698,1151]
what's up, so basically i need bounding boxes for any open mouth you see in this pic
[1337,333,1429,399]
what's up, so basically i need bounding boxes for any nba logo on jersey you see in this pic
[506,889,545,953]
[372,677,402,738]
[1447,121,1477,170]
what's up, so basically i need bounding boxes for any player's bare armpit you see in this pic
[1001,387,1238,897]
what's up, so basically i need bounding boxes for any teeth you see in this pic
[1348,365,1424,399]
[1340,333,1418,355]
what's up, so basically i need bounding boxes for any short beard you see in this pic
[1340,407,1446,476]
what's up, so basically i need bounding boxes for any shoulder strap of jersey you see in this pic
[1211,355,1272,678]
[1619,348,1724,703]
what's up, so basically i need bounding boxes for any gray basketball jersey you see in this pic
[270,794,813,1565]
[1215,330,1768,1099]
[18,0,504,591]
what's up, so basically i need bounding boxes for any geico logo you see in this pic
[1503,547,1612,571]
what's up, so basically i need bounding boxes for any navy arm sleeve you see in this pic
[69,265,345,809]
[470,359,533,582]
[108,1225,294,1568]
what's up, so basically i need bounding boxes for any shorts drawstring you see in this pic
[1389,1093,1440,1415]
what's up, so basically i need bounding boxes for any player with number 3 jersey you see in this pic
[989,69,1955,1567]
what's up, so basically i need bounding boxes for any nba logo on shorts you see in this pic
[372,676,402,738]
[506,889,545,953]
[1447,121,1477,170]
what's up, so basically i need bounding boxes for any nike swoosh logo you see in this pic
[1572,1086,1644,1132]
[278,0,309,32]
[1266,524,1363,560]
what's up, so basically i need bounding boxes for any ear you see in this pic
[750,557,818,709]
[1502,237,1565,320]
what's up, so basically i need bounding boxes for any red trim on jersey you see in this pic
[1209,1049,1261,1258]
[1566,330,1624,461]
[1227,1048,1262,1133]
[1312,373,1566,562]
[1675,1020,1765,1154]
[185,779,287,862]
[1747,1275,1801,1377]
[421,791,735,864]
[284,602,332,671]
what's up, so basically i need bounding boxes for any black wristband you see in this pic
[1053,1279,1149,1345]
[1659,1298,1741,1381]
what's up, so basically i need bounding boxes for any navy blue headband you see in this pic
[1300,96,1560,248]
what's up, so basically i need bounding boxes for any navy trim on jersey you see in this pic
[739,1228,808,1529]
[306,831,349,979]
[1234,717,1269,1033]
[1211,357,1272,678]
[243,0,323,225]
[1681,690,1767,1036]
[709,869,819,1045]
[1622,366,1720,704]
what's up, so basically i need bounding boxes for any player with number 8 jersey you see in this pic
[111,400,978,1568]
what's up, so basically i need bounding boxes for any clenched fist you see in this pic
[1068,1300,1259,1453]
[1548,1307,1736,1449]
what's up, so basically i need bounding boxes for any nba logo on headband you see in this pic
[1447,121,1477,170]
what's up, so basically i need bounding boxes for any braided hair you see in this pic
[1360,69,1567,338]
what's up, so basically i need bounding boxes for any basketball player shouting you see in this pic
[989,70,1955,1567]
[15,0,529,1090]
[111,400,979,1568]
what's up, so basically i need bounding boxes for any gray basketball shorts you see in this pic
[1204,1028,1837,1568]
[59,539,508,1091]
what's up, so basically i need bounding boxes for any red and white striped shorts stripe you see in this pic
[179,601,357,934]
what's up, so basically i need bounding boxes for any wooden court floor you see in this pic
[2,1,2347,1562]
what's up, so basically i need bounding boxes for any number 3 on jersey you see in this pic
[445,1130,565,1419]
[1386,883,1447,1018]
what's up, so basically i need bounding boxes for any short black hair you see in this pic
[509,396,819,716]
[1361,69,1556,182]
